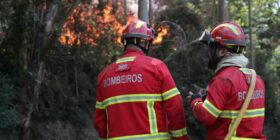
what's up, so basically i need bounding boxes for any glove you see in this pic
[187,89,203,110]
[191,84,206,101]
[191,93,201,101]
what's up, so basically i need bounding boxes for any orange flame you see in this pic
[58,29,76,46]
[115,16,136,44]
[103,5,114,23]
[58,2,135,47]
[153,25,169,44]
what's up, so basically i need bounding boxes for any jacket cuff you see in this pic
[190,98,203,110]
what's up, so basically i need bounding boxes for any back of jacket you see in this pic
[192,66,266,140]
[94,49,188,140]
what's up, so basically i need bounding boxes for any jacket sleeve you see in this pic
[191,77,231,125]
[93,77,107,139]
[157,62,188,140]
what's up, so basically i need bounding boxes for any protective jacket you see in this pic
[94,49,188,140]
[190,66,266,140]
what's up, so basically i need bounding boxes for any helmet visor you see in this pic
[198,30,212,45]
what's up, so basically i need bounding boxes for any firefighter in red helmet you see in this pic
[94,19,188,140]
[187,21,266,140]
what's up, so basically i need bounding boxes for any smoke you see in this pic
[91,0,98,4]
[127,1,161,17]
[127,2,138,17]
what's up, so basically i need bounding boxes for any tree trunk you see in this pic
[123,0,127,15]
[149,0,153,24]
[218,0,225,22]
[248,0,254,68]
[40,0,81,60]
[75,60,79,97]
[205,0,212,25]
[211,0,216,24]
[20,3,58,139]
[20,1,82,139]
[138,0,149,23]
[21,61,45,140]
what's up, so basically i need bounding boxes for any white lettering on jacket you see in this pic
[103,74,143,87]
[117,64,128,71]
[237,90,264,101]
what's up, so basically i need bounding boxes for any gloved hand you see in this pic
[187,89,203,103]
[187,89,203,110]
[190,84,206,101]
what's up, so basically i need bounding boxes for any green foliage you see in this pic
[153,5,204,61]
[163,42,211,140]
[0,73,18,130]
[228,0,279,49]
[227,1,248,26]
[156,5,204,43]
[0,0,279,139]
[34,46,101,127]
[268,46,280,71]
[28,1,126,137]
[153,4,210,139]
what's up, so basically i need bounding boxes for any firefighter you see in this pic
[187,21,266,140]
[94,19,188,140]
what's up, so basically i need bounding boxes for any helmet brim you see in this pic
[122,33,152,40]
[222,40,246,47]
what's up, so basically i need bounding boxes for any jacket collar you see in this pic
[215,53,248,73]
[123,47,145,56]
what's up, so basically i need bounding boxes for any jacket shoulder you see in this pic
[215,67,265,87]
[215,67,240,80]
[98,63,114,80]
[140,55,165,66]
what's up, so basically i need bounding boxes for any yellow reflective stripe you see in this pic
[231,136,258,140]
[239,68,251,75]
[170,127,187,138]
[102,94,162,108]
[193,101,201,108]
[147,101,158,134]
[220,108,265,119]
[202,99,222,118]
[162,88,180,101]
[95,101,104,109]
[135,21,144,29]
[215,23,240,35]
[107,132,170,140]
[116,56,136,64]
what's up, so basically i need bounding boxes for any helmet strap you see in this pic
[123,38,151,55]
[135,41,151,55]
[227,46,245,54]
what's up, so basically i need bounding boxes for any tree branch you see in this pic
[39,0,82,61]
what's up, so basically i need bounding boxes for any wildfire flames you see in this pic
[153,25,169,44]
[58,2,135,47]
[58,1,168,47]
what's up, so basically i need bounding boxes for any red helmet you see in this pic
[122,19,155,41]
[121,19,156,54]
[210,21,246,48]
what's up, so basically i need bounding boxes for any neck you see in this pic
[125,45,144,53]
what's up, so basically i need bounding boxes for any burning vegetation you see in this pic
[58,1,134,47]
[153,25,169,44]
[58,1,168,47]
